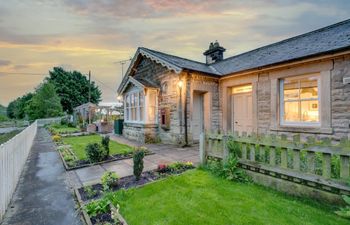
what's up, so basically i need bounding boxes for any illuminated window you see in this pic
[232,84,252,94]
[124,89,157,123]
[280,75,319,125]
[124,91,145,122]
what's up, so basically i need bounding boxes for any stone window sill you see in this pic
[270,126,333,134]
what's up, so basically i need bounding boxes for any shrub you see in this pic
[101,135,110,157]
[335,195,350,218]
[101,171,119,191]
[84,186,97,199]
[206,154,250,183]
[133,148,145,180]
[85,143,105,163]
[52,135,61,142]
[84,198,110,217]
[60,117,69,126]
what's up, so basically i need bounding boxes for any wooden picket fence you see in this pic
[199,132,350,196]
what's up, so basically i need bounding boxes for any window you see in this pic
[280,74,319,125]
[124,91,145,122]
[232,84,252,94]
[124,89,157,123]
[148,90,157,123]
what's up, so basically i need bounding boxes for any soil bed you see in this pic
[61,150,154,170]
[78,169,193,202]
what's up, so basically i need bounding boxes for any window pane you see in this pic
[283,79,299,100]
[232,84,252,94]
[300,77,318,99]
[284,101,299,122]
[301,100,319,122]
[140,107,144,121]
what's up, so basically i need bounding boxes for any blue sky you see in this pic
[0,0,349,105]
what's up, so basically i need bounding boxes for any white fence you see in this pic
[0,116,67,221]
[0,121,38,220]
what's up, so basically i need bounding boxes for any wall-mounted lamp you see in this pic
[178,80,184,89]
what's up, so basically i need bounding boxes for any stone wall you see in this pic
[123,123,158,143]
[190,73,220,132]
[220,56,350,142]
[331,56,350,140]
[256,73,271,134]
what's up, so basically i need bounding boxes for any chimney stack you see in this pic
[203,41,226,64]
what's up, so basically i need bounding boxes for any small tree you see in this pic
[101,135,110,158]
[85,143,104,163]
[133,148,145,180]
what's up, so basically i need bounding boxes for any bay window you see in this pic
[124,89,157,123]
[280,74,320,125]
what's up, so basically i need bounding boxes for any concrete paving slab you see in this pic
[75,165,105,183]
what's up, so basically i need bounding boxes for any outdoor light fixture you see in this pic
[178,80,183,89]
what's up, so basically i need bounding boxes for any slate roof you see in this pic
[139,19,350,76]
[140,47,221,75]
[212,19,350,75]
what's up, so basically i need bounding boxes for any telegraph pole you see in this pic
[88,70,91,124]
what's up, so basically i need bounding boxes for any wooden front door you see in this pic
[192,92,204,141]
[232,92,253,135]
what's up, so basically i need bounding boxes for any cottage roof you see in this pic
[118,19,350,93]
[212,19,350,75]
[141,19,350,76]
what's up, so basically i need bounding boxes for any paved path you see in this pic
[68,135,199,187]
[1,128,82,225]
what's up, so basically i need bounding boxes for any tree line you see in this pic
[7,67,102,120]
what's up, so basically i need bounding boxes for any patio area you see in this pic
[67,135,199,188]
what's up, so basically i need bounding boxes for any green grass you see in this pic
[116,169,348,225]
[49,123,80,134]
[62,134,133,160]
[0,130,20,144]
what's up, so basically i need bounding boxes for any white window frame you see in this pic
[279,74,321,127]
[124,88,158,124]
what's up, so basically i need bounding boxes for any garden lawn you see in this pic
[62,134,132,160]
[117,169,349,225]
[49,124,80,134]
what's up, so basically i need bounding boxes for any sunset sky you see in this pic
[0,0,349,106]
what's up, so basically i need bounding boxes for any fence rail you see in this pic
[0,117,64,221]
[200,132,350,197]
[0,121,37,220]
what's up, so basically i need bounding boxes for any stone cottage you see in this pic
[117,19,350,144]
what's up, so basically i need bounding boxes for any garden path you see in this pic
[67,135,199,188]
[1,128,82,225]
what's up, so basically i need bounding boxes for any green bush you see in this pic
[101,171,119,191]
[133,148,145,180]
[84,198,110,217]
[85,143,105,163]
[101,135,110,157]
[205,154,250,183]
[335,195,350,218]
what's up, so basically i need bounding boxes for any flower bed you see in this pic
[57,146,153,170]
[76,162,195,225]
[78,162,195,202]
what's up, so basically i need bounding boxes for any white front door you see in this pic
[192,92,204,141]
[232,92,253,134]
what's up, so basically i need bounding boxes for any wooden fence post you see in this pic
[223,136,229,164]
[199,132,207,165]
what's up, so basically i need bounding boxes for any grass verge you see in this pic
[116,169,348,225]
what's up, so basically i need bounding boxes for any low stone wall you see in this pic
[123,123,158,143]
[246,170,343,205]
